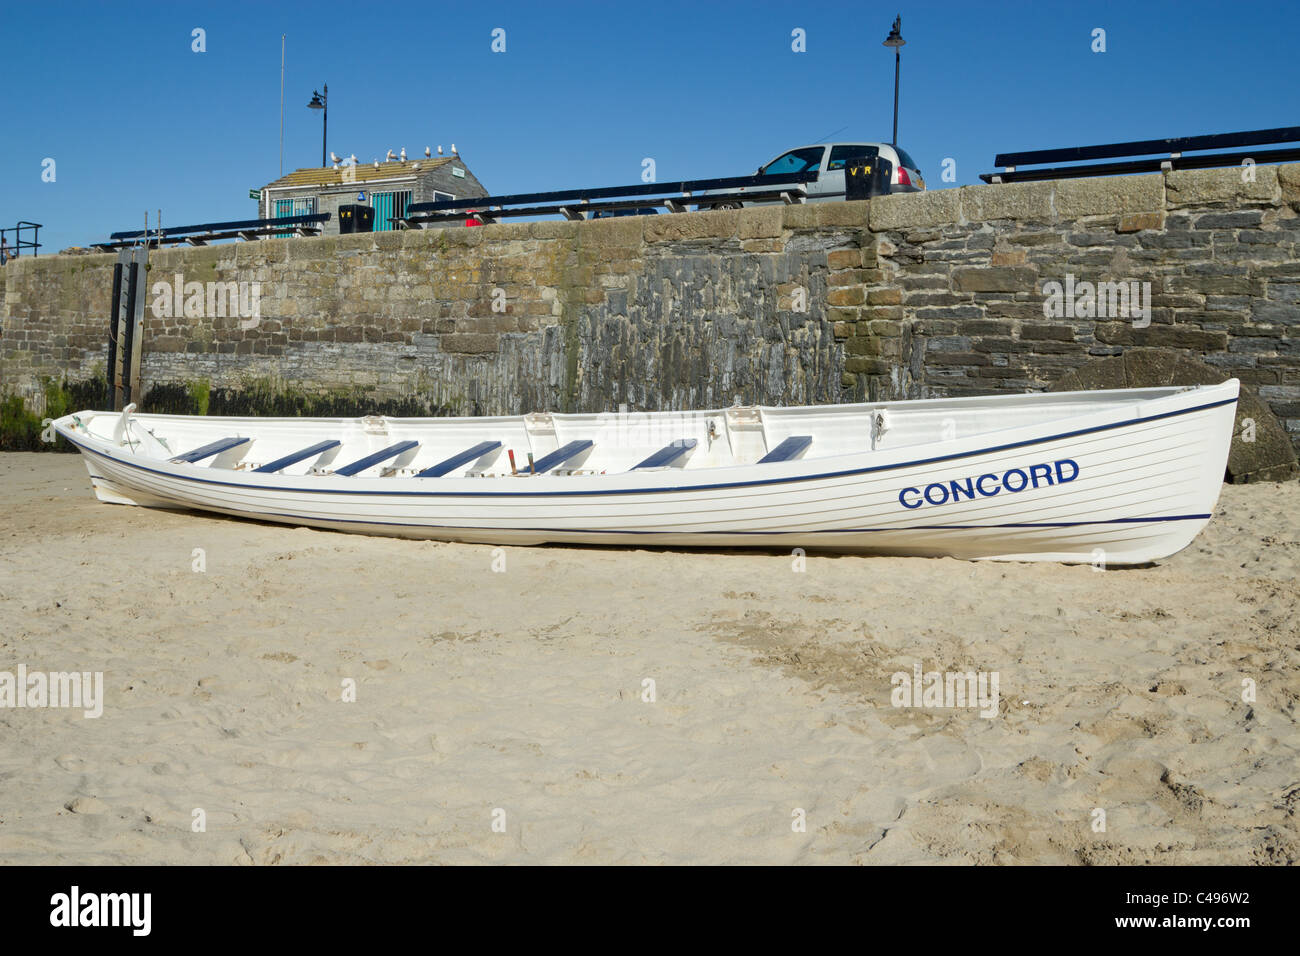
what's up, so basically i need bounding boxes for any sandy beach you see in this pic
[0,451,1295,865]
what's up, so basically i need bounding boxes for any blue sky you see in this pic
[4,0,1299,253]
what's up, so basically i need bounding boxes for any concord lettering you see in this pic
[899,459,1080,510]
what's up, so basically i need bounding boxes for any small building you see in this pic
[257,154,489,234]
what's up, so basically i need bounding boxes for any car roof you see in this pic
[782,143,896,152]
[771,143,912,162]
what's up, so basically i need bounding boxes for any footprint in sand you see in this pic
[64,796,109,815]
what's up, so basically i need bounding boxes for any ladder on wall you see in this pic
[108,246,147,411]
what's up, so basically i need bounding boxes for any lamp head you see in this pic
[882,15,905,48]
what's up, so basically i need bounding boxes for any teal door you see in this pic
[371,191,410,231]
[372,192,392,231]
[274,198,315,236]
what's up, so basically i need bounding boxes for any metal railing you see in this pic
[400,171,821,226]
[0,221,42,260]
[94,213,331,250]
[92,168,844,244]
[980,126,1300,183]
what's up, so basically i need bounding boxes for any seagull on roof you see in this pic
[386,149,397,162]
[330,151,341,164]
[424,146,432,158]
[399,147,407,161]
[436,145,443,155]
[451,143,458,155]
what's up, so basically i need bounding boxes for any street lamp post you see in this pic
[308,84,328,168]
[882,17,904,146]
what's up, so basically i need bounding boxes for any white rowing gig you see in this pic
[51,379,1239,564]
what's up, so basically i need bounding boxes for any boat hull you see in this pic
[53,381,1239,564]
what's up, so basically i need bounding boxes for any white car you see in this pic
[699,142,925,208]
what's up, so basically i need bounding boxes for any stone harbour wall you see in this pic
[2,164,1298,465]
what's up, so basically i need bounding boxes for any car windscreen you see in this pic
[894,147,921,171]
[760,147,824,175]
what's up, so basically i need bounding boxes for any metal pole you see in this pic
[279,35,285,177]
[321,83,328,168]
[892,48,900,146]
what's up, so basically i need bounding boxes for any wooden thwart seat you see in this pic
[758,435,812,463]
[252,440,341,474]
[334,440,420,477]
[171,437,250,464]
[526,439,594,475]
[632,439,697,470]
[415,441,502,478]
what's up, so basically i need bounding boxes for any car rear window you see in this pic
[827,145,879,170]
[894,147,920,171]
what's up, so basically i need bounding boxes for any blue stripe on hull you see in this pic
[236,512,1216,534]
[86,475,1211,535]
